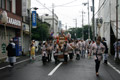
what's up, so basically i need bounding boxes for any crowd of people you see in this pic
[34,36,109,76]
[7,36,120,76]
[28,36,108,76]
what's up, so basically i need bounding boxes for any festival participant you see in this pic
[41,41,48,65]
[81,40,86,58]
[53,41,59,64]
[90,37,105,76]
[87,40,92,58]
[68,40,74,60]
[75,40,80,60]
[62,41,73,63]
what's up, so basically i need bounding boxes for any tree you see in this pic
[67,25,92,40]
[32,21,50,41]
[67,28,82,39]
[83,25,92,40]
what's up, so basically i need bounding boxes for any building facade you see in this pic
[21,0,31,54]
[97,0,120,55]
[0,0,22,59]
[42,14,59,36]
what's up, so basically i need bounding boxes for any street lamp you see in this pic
[27,7,38,44]
[82,0,90,39]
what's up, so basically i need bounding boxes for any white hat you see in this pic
[43,41,46,44]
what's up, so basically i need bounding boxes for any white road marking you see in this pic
[48,62,63,76]
[108,62,120,74]
[14,59,30,65]
[0,65,9,70]
[0,55,41,70]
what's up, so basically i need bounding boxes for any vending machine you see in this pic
[13,37,22,56]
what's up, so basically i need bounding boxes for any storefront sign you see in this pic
[22,0,28,16]
[1,43,6,54]
[22,23,29,32]
[0,9,22,29]
[8,17,21,26]
[32,11,37,28]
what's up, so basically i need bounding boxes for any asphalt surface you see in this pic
[0,56,120,80]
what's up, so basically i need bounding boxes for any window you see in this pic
[1,0,5,9]
[12,0,16,13]
[6,0,11,11]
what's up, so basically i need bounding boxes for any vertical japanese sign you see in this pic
[1,43,6,54]
[32,11,37,28]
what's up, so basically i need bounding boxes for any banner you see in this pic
[22,0,28,16]
[32,11,37,28]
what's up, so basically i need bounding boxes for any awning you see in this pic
[111,21,120,39]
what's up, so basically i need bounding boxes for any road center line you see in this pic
[108,62,120,74]
[48,62,63,76]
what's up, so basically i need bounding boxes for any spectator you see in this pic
[6,39,16,67]
[113,39,120,60]
[101,37,108,64]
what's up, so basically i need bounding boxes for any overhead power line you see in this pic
[36,0,52,12]
[36,0,79,10]
[38,4,82,10]
[54,0,78,7]
[95,0,108,16]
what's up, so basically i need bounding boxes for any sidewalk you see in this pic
[108,55,120,71]
[0,55,30,68]
[0,51,42,68]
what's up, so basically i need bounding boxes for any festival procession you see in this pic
[0,0,120,80]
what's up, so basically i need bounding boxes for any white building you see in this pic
[41,14,59,36]
[97,0,120,55]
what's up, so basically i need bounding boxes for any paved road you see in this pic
[0,56,120,80]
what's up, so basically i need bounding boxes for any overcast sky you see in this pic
[31,0,99,29]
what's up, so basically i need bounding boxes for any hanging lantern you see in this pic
[0,11,8,24]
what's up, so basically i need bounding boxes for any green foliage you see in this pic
[83,25,93,40]
[32,22,50,41]
[67,25,92,40]
[67,28,82,39]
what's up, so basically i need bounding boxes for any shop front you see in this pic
[0,9,22,59]
[22,22,30,54]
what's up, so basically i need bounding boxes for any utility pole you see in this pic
[75,19,77,38]
[88,0,90,39]
[76,19,77,39]
[28,7,38,43]
[73,19,77,28]
[82,11,84,40]
[116,0,119,61]
[75,19,77,28]
[28,9,32,44]
[52,3,55,36]
[92,0,95,40]
[66,24,67,31]
[82,1,90,39]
